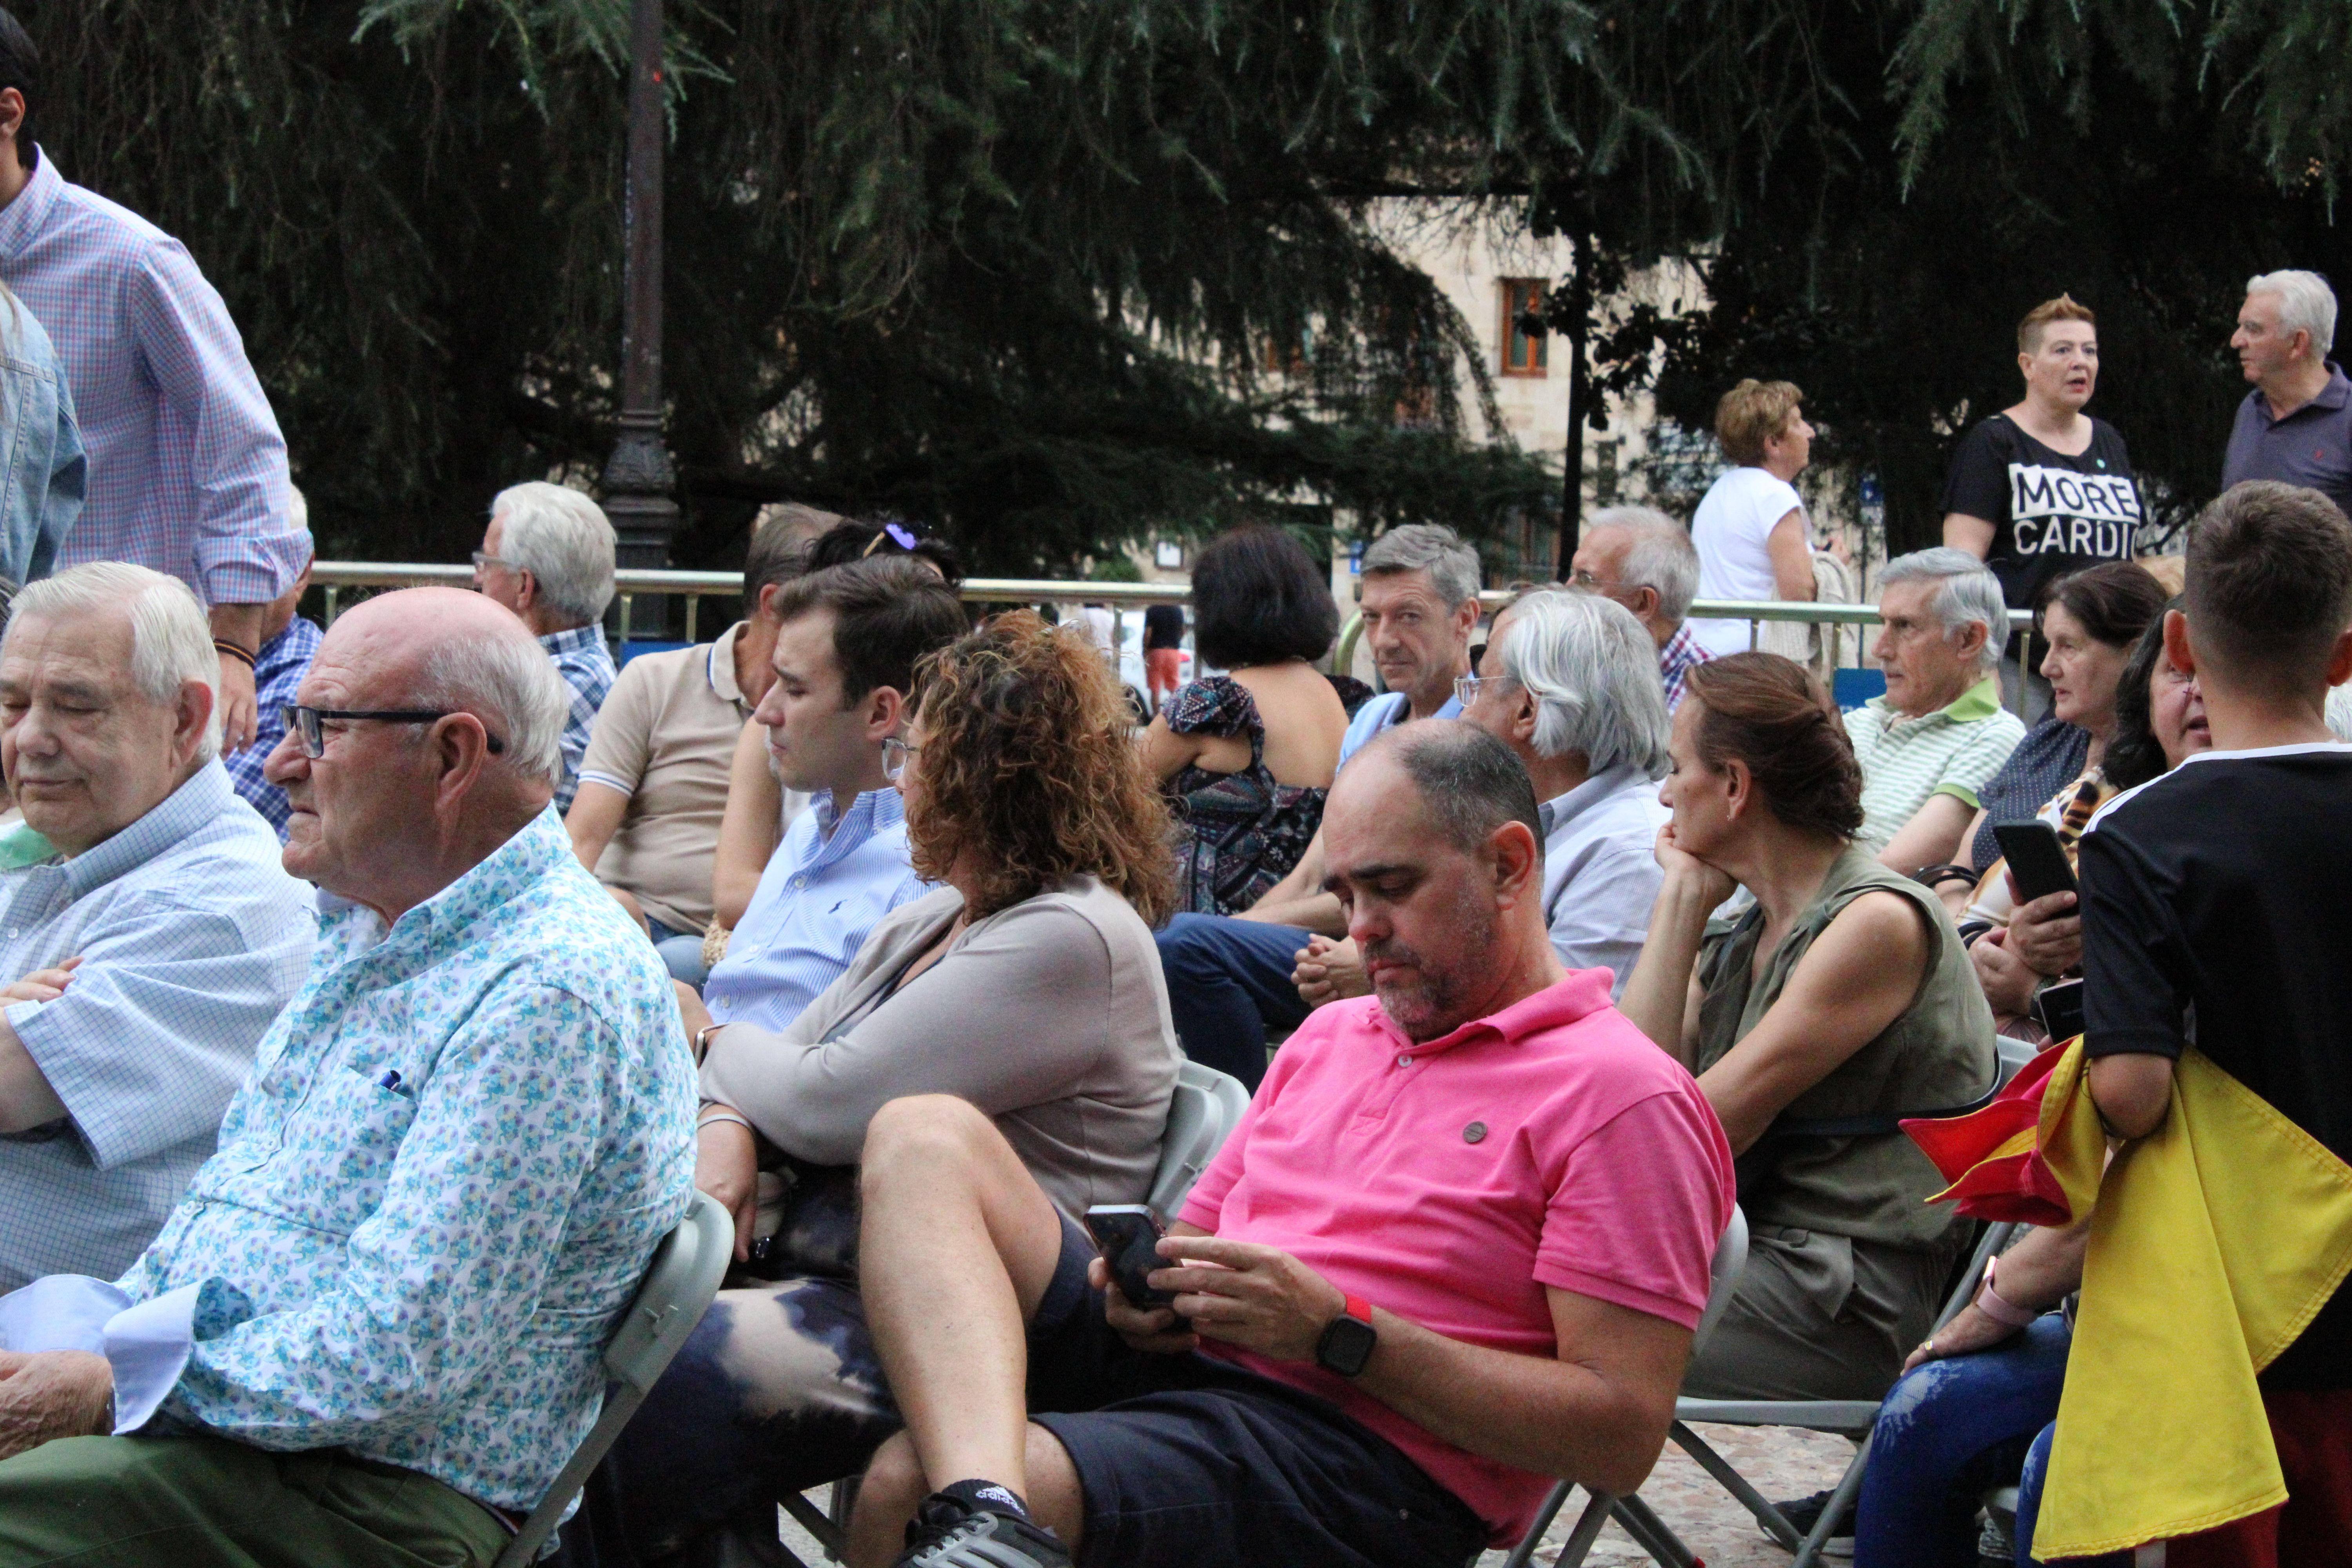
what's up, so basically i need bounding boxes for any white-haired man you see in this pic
[1852,548,2027,873]
[2223,269,2352,516]
[0,586,695,1568]
[1568,505,1713,710]
[1296,589,1670,1009]
[473,480,619,811]
[0,562,313,1291]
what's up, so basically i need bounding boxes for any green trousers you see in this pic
[0,1434,509,1567]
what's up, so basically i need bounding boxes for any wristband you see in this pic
[1975,1254,2041,1328]
[212,638,258,669]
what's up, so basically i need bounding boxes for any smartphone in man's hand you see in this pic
[1084,1205,1185,1321]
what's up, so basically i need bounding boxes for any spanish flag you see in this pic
[1904,1040,2352,1558]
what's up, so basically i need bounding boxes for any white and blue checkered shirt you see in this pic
[223,614,323,837]
[541,623,616,815]
[0,762,315,1290]
[0,148,307,606]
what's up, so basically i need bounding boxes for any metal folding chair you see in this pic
[1500,1207,1751,1568]
[495,1189,735,1568]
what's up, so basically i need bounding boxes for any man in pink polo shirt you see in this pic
[837,722,1736,1568]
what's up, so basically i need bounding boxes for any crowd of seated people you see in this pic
[557,609,1183,1566]
[1152,521,1481,1087]
[10,435,2352,1568]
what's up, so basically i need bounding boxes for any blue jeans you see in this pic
[644,917,710,987]
[1154,913,1313,1091]
[1855,1314,2073,1568]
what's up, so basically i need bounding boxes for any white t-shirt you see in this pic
[1688,466,1808,658]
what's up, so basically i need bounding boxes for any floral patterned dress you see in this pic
[1162,675,1328,916]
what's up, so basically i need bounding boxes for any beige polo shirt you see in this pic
[577,623,757,934]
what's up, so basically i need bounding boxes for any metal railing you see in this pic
[310,564,2038,713]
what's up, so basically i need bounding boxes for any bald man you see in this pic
[0,588,697,1568]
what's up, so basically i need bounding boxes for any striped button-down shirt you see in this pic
[1656,622,1712,713]
[0,149,306,606]
[540,623,617,814]
[223,614,323,837]
[702,787,930,1033]
[0,762,315,1290]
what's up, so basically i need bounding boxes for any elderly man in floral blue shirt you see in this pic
[0,587,697,1568]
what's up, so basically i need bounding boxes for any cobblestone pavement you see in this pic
[775,1423,1857,1566]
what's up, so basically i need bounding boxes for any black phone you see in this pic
[1083,1205,1181,1313]
[2035,977,2087,1042]
[1993,821,2079,904]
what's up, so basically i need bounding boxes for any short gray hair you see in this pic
[9,562,221,762]
[1384,722,1542,855]
[1588,505,1700,622]
[1491,589,1672,780]
[1880,547,2008,674]
[490,481,617,628]
[414,633,571,789]
[1363,523,1481,609]
[2248,269,2338,355]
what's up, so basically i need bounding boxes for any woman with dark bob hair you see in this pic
[1142,524,1348,914]
[573,612,1181,1566]
[1620,653,1998,1406]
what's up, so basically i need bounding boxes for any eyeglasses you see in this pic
[280,705,508,759]
[470,551,516,573]
[880,736,921,782]
[1454,674,1501,707]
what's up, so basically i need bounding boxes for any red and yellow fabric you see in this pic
[1904,1040,2352,1559]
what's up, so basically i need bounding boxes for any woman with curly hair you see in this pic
[559,613,1181,1568]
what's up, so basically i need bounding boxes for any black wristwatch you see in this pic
[1315,1294,1378,1377]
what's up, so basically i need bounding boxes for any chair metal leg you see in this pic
[780,1490,850,1563]
[1552,1491,1615,1568]
[1500,1479,1577,1568]
[1669,1421,1804,1551]
[1612,1493,1703,1568]
[1790,1432,1872,1568]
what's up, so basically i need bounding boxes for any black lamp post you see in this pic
[600,0,679,578]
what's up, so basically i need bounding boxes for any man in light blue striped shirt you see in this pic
[0,562,313,1290]
[697,559,966,1034]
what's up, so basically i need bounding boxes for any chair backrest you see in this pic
[1691,1205,1749,1360]
[1144,1059,1252,1220]
[495,1187,734,1568]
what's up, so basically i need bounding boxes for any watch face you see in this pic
[1318,1313,1377,1377]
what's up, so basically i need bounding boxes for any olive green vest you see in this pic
[1694,846,2000,1249]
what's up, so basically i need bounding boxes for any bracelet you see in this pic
[212,638,258,669]
[693,1021,725,1061]
[697,1109,753,1136]
[1912,863,1978,891]
[1975,1255,2042,1328]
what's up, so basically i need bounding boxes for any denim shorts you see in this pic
[1024,1218,1488,1568]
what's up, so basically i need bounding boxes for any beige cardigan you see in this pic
[699,875,1180,1218]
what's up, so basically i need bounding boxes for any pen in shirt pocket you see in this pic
[376,1068,412,1098]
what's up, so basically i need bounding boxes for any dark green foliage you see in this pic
[22,0,1675,575]
[1641,0,2352,554]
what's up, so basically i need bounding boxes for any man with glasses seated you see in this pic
[0,584,696,1568]
[682,559,968,1039]
[0,561,314,1292]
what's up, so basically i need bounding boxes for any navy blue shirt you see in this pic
[2222,364,2352,518]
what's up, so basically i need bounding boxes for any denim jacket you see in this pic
[0,290,82,589]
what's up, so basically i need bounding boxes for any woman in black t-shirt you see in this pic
[1942,294,2145,613]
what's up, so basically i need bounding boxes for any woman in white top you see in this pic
[1688,377,1817,658]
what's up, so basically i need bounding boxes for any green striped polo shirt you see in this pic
[1845,677,2027,853]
